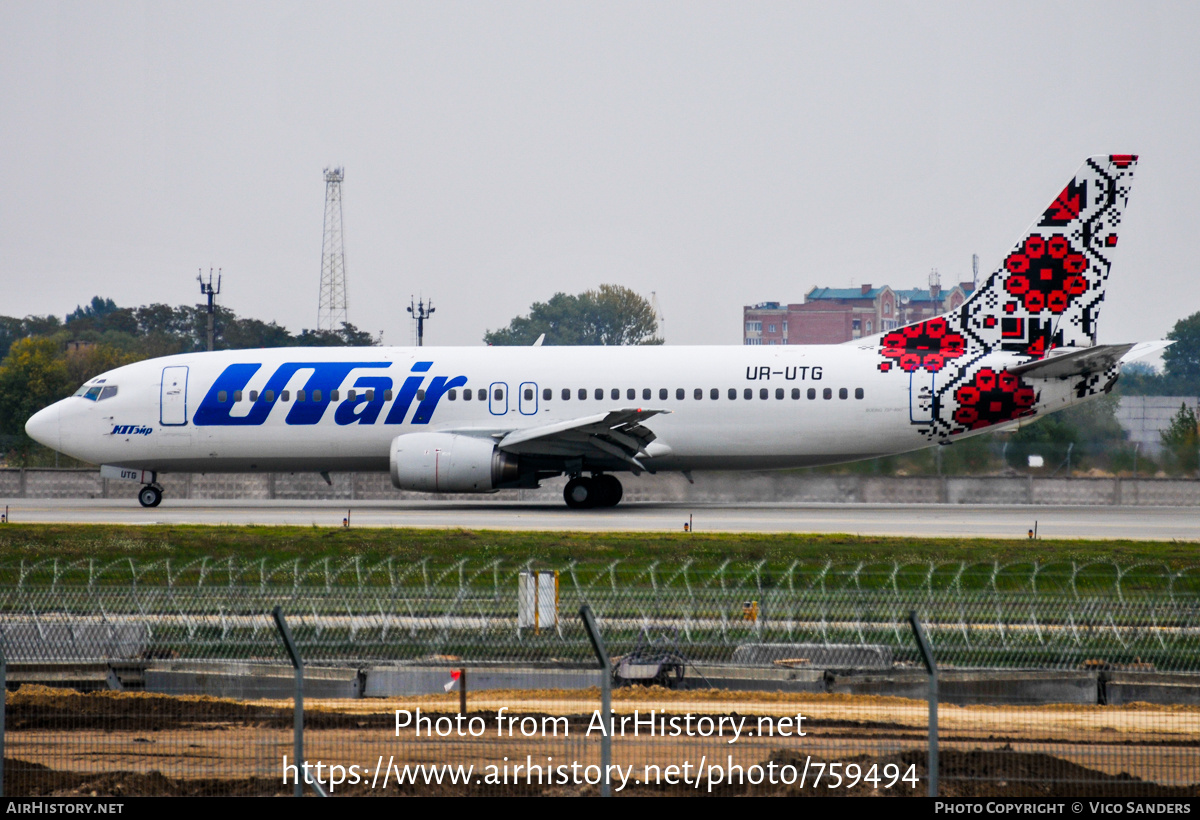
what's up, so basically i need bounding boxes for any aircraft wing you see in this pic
[1007,344,1135,379]
[495,408,670,472]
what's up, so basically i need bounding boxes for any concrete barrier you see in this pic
[3,468,1200,505]
[827,669,1100,705]
[731,643,893,669]
[1103,671,1200,706]
[144,662,363,699]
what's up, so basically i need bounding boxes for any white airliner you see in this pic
[26,155,1163,509]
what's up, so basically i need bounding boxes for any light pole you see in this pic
[198,268,221,352]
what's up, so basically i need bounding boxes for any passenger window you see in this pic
[611,388,619,400]
[676,388,685,400]
[775,388,784,399]
[415,389,424,401]
[594,388,603,400]
[711,388,719,400]
[348,390,356,401]
[561,388,570,401]
[463,389,472,401]
[578,388,587,400]
[99,386,118,401]
[823,388,832,400]
[855,388,864,399]
[627,388,635,400]
[250,390,259,401]
[385,390,393,401]
[296,390,306,402]
[791,388,800,399]
[367,389,376,401]
[264,390,275,402]
[330,390,338,401]
[281,390,290,402]
[543,388,552,400]
[744,388,752,400]
[234,390,243,402]
[525,388,534,400]
[659,388,668,400]
[728,388,737,400]
[494,388,504,400]
[218,391,228,403]
[694,388,703,400]
[839,388,848,399]
[478,389,487,401]
[448,389,457,400]
[807,388,816,400]
[759,388,768,400]
[643,388,651,401]
[312,390,321,402]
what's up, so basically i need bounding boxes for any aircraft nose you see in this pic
[25,402,63,450]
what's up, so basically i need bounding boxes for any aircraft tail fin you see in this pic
[879,155,1138,373]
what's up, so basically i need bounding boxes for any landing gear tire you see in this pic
[593,474,623,508]
[138,485,163,508]
[564,477,594,509]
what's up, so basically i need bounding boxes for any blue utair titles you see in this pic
[192,361,467,426]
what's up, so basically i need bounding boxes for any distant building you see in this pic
[1115,396,1200,458]
[744,281,976,345]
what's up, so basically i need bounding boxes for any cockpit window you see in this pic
[75,384,118,401]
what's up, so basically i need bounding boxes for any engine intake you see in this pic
[390,433,519,493]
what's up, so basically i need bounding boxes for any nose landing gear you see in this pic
[563,474,623,509]
[137,484,164,508]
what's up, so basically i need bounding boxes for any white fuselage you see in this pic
[27,343,1079,478]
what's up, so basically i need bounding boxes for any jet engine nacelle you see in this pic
[390,433,519,493]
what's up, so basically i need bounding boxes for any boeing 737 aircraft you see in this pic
[25,155,1163,509]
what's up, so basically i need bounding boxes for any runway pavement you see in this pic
[1,498,1197,539]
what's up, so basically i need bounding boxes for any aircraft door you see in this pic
[160,366,189,426]
[519,382,538,415]
[909,370,937,425]
[489,382,508,415]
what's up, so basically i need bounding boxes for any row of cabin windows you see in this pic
[450,386,865,402]
[215,388,391,404]
[216,385,866,404]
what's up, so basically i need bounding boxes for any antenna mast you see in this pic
[197,268,222,352]
[407,296,435,347]
[318,167,349,331]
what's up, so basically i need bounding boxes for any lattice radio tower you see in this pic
[317,167,349,331]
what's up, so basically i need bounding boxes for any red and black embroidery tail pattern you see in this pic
[876,156,1138,437]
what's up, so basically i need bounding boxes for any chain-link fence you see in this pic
[0,558,1197,796]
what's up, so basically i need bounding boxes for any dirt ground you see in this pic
[5,685,1198,797]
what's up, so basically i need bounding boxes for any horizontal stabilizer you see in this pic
[1007,344,1134,379]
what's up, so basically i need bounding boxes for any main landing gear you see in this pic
[137,484,164,508]
[563,474,623,509]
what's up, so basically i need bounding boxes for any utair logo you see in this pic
[111,424,153,436]
[192,361,467,427]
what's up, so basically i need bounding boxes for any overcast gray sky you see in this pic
[3,2,1198,349]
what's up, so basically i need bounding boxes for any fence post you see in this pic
[579,604,612,798]
[0,641,6,798]
[272,606,309,798]
[908,610,938,798]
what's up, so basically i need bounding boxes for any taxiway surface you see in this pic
[1,498,1196,539]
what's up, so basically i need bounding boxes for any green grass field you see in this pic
[0,523,1196,566]
[0,524,1195,594]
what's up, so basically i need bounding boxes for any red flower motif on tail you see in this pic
[952,367,1037,430]
[881,316,967,373]
[1003,234,1089,315]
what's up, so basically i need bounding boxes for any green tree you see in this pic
[0,337,74,464]
[485,285,662,346]
[1163,312,1200,385]
[1160,402,1199,475]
